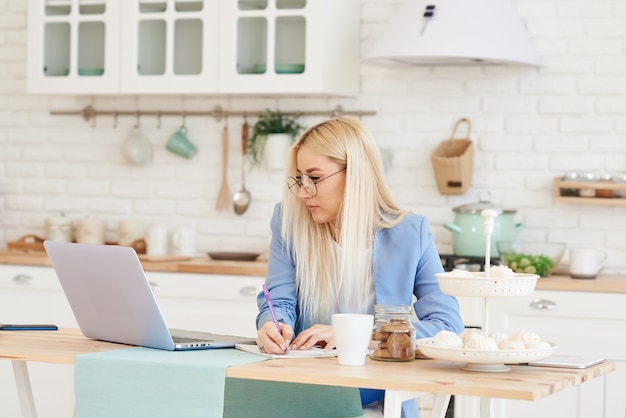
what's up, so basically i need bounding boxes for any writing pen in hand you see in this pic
[262,283,289,353]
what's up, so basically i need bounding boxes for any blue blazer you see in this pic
[257,203,464,338]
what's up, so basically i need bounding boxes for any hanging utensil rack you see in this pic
[50,105,376,125]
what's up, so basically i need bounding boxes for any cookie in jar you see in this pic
[369,304,415,361]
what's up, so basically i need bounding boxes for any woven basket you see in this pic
[431,118,474,195]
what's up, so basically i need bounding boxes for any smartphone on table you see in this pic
[0,324,58,331]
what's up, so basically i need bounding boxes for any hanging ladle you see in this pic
[233,119,252,215]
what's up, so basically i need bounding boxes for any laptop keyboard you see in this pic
[172,336,211,344]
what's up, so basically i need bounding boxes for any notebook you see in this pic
[528,355,606,369]
[44,241,256,351]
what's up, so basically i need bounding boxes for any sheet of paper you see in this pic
[235,343,336,359]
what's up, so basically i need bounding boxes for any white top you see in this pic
[332,240,376,315]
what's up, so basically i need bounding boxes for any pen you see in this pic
[262,283,288,353]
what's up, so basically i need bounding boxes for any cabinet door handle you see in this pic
[13,274,34,284]
[240,286,257,297]
[529,299,557,310]
[149,281,160,292]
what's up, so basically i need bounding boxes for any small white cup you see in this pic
[332,313,374,366]
[75,218,105,245]
[569,248,607,279]
[171,227,196,257]
[146,226,169,256]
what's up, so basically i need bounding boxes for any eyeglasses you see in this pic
[287,167,346,197]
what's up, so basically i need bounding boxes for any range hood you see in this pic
[363,0,542,67]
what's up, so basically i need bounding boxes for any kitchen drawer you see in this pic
[145,271,264,338]
[145,271,263,302]
[458,289,626,418]
[0,264,62,291]
[488,290,626,360]
[0,265,76,327]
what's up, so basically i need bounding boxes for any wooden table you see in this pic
[227,354,616,417]
[0,328,616,418]
[0,328,130,418]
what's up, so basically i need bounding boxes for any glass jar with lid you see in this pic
[614,172,626,198]
[595,173,614,198]
[578,172,599,197]
[369,304,415,361]
[560,171,580,197]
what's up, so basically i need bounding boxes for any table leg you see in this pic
[12,360,38,418]
[431,394,452,418]
[479,397,494,418]
[384,391,451,418]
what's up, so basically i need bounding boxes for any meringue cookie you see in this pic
[464,333,498,351]
[525,340,551,350]
[433,330,463,348]
[498,339,526,350]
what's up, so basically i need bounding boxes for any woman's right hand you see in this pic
[257,321,293,354]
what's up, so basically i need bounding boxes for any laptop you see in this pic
[44,240,256,351]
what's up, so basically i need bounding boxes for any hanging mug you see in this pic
[166,126,197,159]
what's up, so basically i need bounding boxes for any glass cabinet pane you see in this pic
[275,16,305,73]
[78,22,105,76]
[79,0,105,15]
[45,0,70,16]
[239,0,267,11]
[140,1,167,13]
[277,0,305,9]
[237,17,267,74]
[138,20,166,75]
[43,22,70,76]
[174,19,203,75]
[175,0,203,12]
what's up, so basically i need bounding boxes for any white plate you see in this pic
[436,272,538,297]
[416,337,557,372]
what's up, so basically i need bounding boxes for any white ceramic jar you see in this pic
[45,213,73,242]
[75,218,105,245]
[118,219,147,247]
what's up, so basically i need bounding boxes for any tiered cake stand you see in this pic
[416,209,556,372]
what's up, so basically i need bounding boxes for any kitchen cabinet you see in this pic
[218,0,359,96]
[26,0,122,94]
[484,290,625,418]
[145,270,263,338]
[0,263,263,418]
[0,265,76,418]
[117,0,220,94]
[27,0,360,96]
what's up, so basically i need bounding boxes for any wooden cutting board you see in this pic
[7,234,46,253]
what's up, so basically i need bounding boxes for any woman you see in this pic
[256,117,463,415]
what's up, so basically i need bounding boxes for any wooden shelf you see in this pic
[553,177,626,206]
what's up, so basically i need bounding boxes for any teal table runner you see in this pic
[75,347,262,418]
[75,347,363,418]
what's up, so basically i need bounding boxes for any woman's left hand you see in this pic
[290,324,335,351]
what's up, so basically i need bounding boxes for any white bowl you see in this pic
[416,337,557,372]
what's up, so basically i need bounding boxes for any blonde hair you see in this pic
[281,117,409,325]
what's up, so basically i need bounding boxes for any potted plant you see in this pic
[248,109,305,169]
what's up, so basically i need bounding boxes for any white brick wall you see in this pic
[0,0,625,273]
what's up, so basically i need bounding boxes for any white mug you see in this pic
[171,227,196,257]
[146,226,169,256]
[332,313,374,366]
[569,248,607,279]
